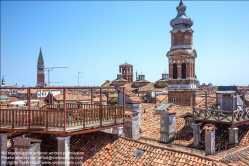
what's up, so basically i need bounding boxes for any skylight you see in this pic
[134,149,144,157]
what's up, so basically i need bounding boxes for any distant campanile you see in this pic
[166,0,197,106]
[37,47,45,87]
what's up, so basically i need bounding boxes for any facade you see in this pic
[166,1,197,106]
[37,47,45,87]
[119,62,133,83]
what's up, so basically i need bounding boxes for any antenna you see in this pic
[76,72,83,86]
[44,67,68,87]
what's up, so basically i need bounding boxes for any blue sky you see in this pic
[1,1,249,87]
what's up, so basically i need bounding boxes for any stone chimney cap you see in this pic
[203,124,216,131]
[162,108,176,115]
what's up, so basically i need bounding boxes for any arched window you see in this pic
[182,63,186,79]
[173,64,177,79]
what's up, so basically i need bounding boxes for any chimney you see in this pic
[123,112,140,140]
[204,124,216,155]
[228,127,238,148]
[13,137,42,166]
[160,107,176,143]
[192,123,201,148]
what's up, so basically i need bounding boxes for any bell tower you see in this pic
[166,0,197,106]
[37,47,45,87]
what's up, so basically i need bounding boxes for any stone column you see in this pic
[0,133,8,166]
[192,123,200,148]
[204,124,216,155]
[57,136,70,166]
[160,109,176,143]
[228,127,238,148]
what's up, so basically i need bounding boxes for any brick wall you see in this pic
[168,91,195,106]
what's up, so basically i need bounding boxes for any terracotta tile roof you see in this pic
[18,89,38,94]
[140,103,186,141]
[7,132,114,165]
[138,83,166,92]
[133,79,150,83]
[127,96,142,103]
[214,144,249,165]
[108,93,118,98]
[0,91,7,95]
[54,93,91,101]
[93,96,107,102]
[8,97,19,102]
[156,78,169,83]
[101,80,111,87]
[112,78,128,82]
[83,136,224,166]
[125,110,134,117]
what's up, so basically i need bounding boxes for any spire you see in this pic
[38,47,44,61]
[2,75,5,85]
[179,0,183,6]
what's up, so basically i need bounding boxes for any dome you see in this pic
[170,0,193,30]
[195,79,200,87]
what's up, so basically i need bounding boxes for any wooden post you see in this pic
[243,93,245,108]
[100,88,102,127]
[231,95,234,126]
[91,89,93,105]
[28,88,31,131]
[205,92,207,108]
[123,87,125,124]
[192,92,195,121]
[63,88,66,133]
[115,107,117,125]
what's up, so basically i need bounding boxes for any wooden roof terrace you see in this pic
[193,92,249,127]
[0,86,125,136]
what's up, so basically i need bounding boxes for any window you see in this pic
[173,64,177,79]
[173,98,177,103]
[182,63,186,79]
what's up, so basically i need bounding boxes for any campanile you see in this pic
[166,0,197,106]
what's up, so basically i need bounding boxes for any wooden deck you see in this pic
[0,86,126,136]
[0,105,124,135]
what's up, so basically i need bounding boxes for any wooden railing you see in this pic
[40,103,100,110]
[0,105,124,133]
[194,107,249,125]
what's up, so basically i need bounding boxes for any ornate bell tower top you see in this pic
[170,0,193,30]
[168,0,195,51]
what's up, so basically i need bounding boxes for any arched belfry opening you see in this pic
[173,64,177,79]
[181,63,186,79]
